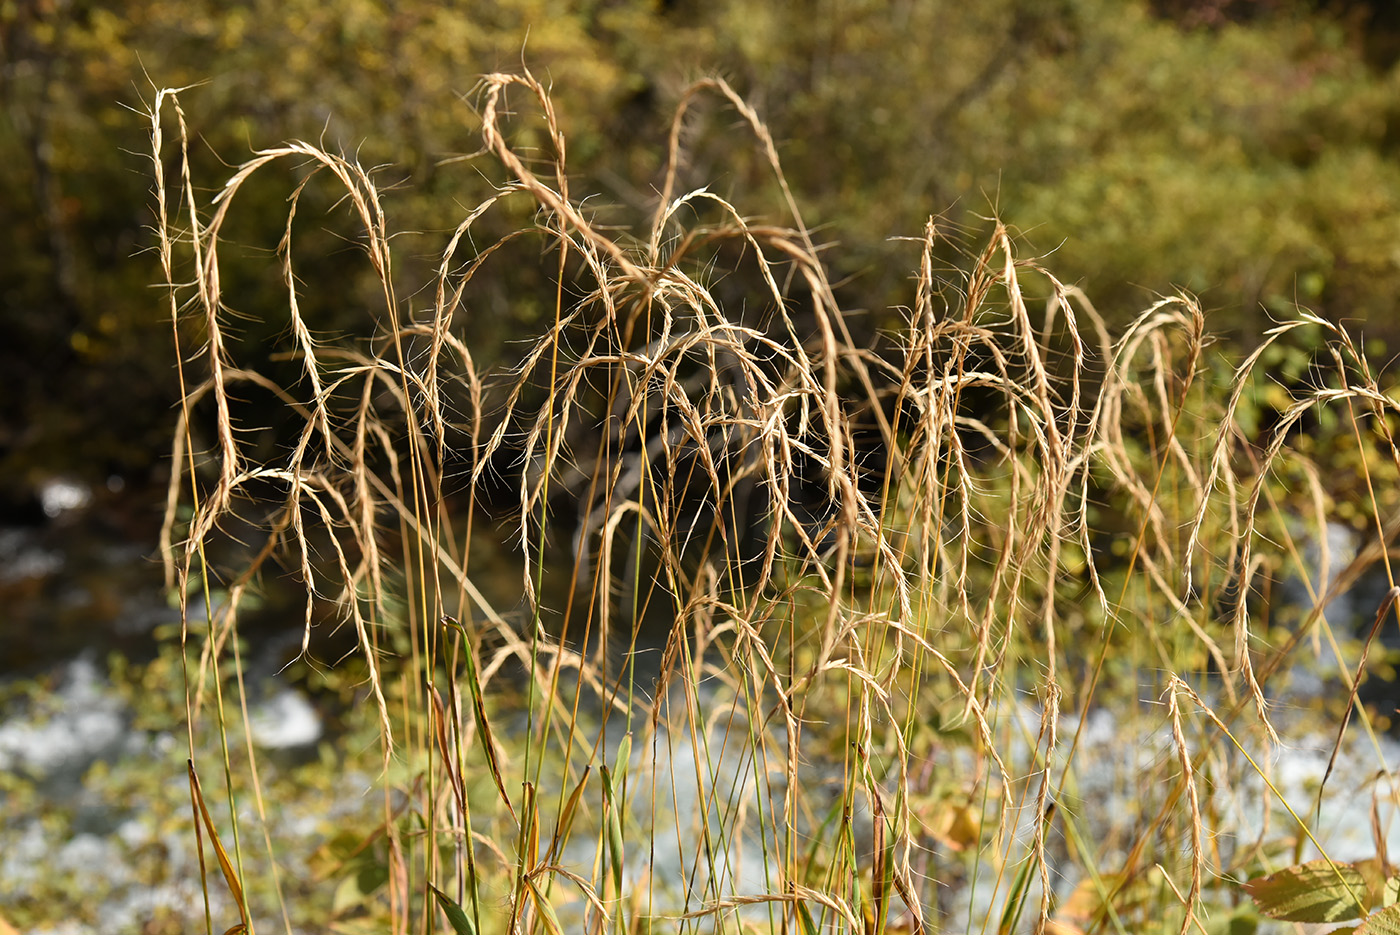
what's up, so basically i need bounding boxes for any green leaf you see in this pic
[997,845,1037,935]
[600,765,626,896]
[1244,860,1367,923]
[613,732,632,792]
[429,882,478,935]
[796,898,819,935]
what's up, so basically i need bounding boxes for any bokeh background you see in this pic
[7,0,1400,511]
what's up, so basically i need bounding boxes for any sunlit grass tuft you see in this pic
[147,72,1400,935]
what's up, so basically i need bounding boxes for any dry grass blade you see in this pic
[1164,677,1204,935]
[448,615,518,824]
[1319,586,1400,807]
[188,759,251,935]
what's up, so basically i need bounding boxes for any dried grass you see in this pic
[147,73,1400,935]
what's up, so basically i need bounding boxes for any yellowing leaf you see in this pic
[1358,905,1400,935]
[1244,860,1367,923]
[188,760,250,933]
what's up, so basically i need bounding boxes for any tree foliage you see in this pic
[3,0,1399,486]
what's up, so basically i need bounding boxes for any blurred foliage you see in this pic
[4,0,1400,491]
[0,645,397,934]
[678,0,1400,338]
